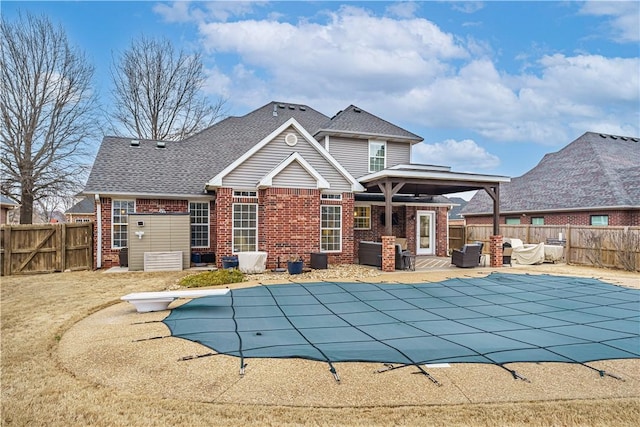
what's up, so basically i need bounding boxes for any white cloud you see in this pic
[579,1,640,43]
[154,4,639,145]
[386,2,420,18]
[412,139,500,171]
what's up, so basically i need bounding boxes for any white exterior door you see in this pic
[416,211,435,255]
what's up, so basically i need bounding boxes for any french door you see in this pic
[416,211,435,255]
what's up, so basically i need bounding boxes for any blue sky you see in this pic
[3,1,639,182]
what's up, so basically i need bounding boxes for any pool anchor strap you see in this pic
[376,363,441,386]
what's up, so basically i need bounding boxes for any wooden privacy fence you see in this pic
[1,223,93,276]
[457,224,640,272]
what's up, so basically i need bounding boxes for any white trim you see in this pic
[94,194,102,268]
[416,210,435,256]
[324,135,330,151]
[368,140,387,173]
[83,191,214,201]
[320,205,342,252]
[359,168,511,184]
[258,152,330,189]
[206,117,365,192]
[232,203,258,253]
[111,199,135,249]
[389,163,451,172]
[188,201,210,249]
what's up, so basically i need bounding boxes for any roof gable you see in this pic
[316,105,423,143]
[207,118,364,192]
[463,132,640,215]
[259,152,330,190]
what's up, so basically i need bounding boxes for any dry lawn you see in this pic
[1,263,639,426]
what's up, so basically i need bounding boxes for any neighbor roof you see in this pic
[66,197,94,214]
[462,132,640,215]
[0,195,19,207]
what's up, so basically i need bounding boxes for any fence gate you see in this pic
[1,223,93,276]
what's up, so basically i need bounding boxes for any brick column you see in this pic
[490,235,503,267]
[381,236,396,272]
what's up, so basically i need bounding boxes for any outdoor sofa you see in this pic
[358,241,404,270]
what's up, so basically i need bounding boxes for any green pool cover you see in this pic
[163,273,639,377]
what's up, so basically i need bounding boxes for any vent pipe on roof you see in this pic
[273,104,278,117]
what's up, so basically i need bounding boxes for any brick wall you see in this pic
[215,188,355,270]
[466,209,640,227]
[353,205,449,259]
[95,197,216,269]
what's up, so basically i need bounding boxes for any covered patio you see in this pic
[357,164,510,270]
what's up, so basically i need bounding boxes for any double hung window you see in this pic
[321,205,342,252]
[112,200,135,248]
[190,202,210,248]
[233,203,258,252]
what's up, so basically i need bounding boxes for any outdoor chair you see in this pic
[451,244,482,268]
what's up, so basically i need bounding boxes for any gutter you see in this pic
[94,194,101,269]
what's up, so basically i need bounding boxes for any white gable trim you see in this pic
[258,152,330,190]
[206,117,365,192]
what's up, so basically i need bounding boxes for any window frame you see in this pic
[368,140,386,173]
[189,201,210,248]
[232,203,258,253]
[354,205,371,230]
[505,217,521,225]
[233,190,257,198]
[531,217,544,225]
[111,200,135,249]
[590,215,609,226]
[320,205,342,252]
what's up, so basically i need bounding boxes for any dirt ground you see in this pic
[1,262,639,426]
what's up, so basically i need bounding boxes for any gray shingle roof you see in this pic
[0,195,19,207]
[462,132,640,215]
[66,197,94,214]
[84,102,330,197]
[318,105,423,142]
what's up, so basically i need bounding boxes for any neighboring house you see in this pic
[0,195,19,224]
[447,197,468,225]
[65,198,95,223]
[83,101,508,269]
[463,132,640,226]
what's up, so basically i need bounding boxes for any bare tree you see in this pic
[1,12,97,224]
[110,36,225,141]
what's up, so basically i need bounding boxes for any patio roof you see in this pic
[358,164,510,235]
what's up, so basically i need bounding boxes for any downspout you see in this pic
[94,194,102,269]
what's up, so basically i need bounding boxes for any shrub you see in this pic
[179,269,245,288]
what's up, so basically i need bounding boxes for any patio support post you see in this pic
[378,180,405,237]
[484,184,502,267]
[381,235,396,272]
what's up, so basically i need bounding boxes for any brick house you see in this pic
[65,198,95,223]
[83,102,508,269]
[462,132,640,226]
[0,195,19,224]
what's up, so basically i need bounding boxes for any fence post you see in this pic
[566,224,571,264]
[2,226,11,276]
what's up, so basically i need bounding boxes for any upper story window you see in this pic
[189,201,210,248]
[112,200,135,248]
[369,140,386,172]
[590,215,609,226]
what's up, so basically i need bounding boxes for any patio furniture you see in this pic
[506,238,545,265]
[358,241,404,269]
[451,244,482,268]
